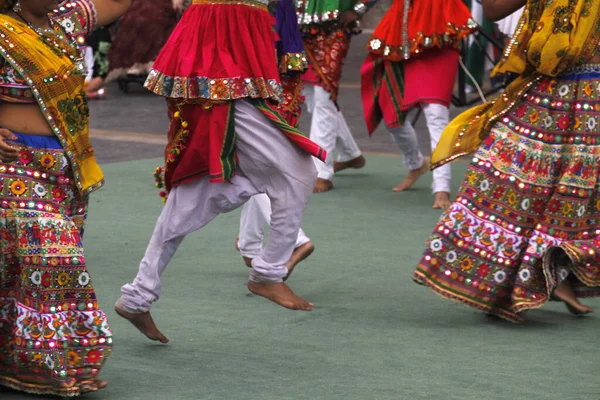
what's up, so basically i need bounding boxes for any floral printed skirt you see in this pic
[414,67,600,322]
[0,134,112,396]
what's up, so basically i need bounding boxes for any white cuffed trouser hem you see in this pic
[239,193,311,259]
[389,123,425,171]
[304,84,362,180]
[422,103,451,194]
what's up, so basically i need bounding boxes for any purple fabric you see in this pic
[275,0,305,61]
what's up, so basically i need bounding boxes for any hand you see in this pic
[339,10,359,29]
[0,128,18,162]
[172,0,185,13]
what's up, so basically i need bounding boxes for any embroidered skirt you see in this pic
[0,134,112,396]
[144,0,282,102]
[413,68,600,322]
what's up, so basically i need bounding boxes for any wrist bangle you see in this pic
[353,3,367,16]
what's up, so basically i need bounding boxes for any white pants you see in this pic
[238,194,311,259]
[119,100,317,313]
[390,103,452,194]
[304,84,362,181]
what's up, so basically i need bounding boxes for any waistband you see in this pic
[9,132,62,150]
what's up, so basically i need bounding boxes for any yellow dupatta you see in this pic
[0,15,104,195]
[431,0,600,169]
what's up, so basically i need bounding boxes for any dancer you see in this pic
[0,0,130,395]
[414,0,600,322]
[85,24,114,99]
[116,0,327,344]
[106,0,177,82]
[357,0,476,210]
[297,0,368,193]
[238,0,314,277]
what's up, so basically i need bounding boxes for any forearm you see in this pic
[482,0,527,21]
[94,0,133,27]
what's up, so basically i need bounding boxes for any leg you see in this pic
[422,103,452,210]
[238,194,314,279]
[238,194,272,267]
[389,109,428,192]
[333,110,365,173]
[308,85,338,193]
[234,100,318,309]
[117,174,259,341]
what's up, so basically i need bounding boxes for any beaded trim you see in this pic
[298,9,339,25]
[191,0,268,8]
[0,21,104,196]
[368,18,478,60]
[144,69,283,102]
[279,52,308,74]
[564,64,600,74]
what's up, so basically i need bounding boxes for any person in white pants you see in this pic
[237,194,315,278]
[304,84,366,193]
[116,101,319,343]
[389,103,452,209]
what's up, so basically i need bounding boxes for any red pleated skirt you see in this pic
[144,2,282,101]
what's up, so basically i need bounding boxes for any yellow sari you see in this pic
[0,14,104,194]
[431,0,600,168]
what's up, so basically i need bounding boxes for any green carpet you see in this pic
[3,155,599,400]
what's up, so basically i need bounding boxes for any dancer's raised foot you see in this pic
[235,237,253,268]
[432,192,451,210]
[334,155,366,172]
[284,241,315,281]
[115,300,169,343]
[80,380,108,394]
[247,282,313,311]
[313,178,333,193]
[392,160,429,192]
[552,281,594,315]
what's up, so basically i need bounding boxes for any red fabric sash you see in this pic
[163,99,325,192]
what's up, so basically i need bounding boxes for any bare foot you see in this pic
[115,300,169,343]
[247,282,313,311]
[552,281,594,315]
[235,238,253,268]
[392,160,429,192]
[313,178,333,193]
[334,155,366,173]
[80,380,108,394]
[284,241,315,282]
[432,192,451,210]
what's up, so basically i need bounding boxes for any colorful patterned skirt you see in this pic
[0,134,112,396]
[414,68,600,322]
[144,0,281,102]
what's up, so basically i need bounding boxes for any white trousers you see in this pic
[390,103,452,194]
[304,84,362,180]
[238,194,311,259]
[119,100,317,313]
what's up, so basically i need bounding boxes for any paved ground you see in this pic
[88,32,476,164]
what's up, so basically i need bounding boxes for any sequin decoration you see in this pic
[144,69,282,102]
[367,19,478,61]
[0,143,112,396]
[414,70,600,322]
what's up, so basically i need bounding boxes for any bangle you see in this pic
[353,2,367,16]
